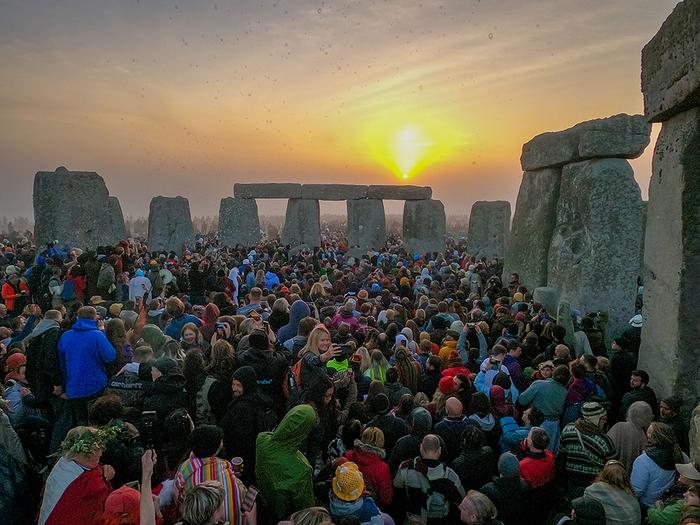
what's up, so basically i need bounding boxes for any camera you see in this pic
[216,322,226,329]
[141,410,157,449]
[336,344,354,361]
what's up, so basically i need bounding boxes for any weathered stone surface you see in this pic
[302,184,368,200]
[33,167,117,249]
[106,196,128,241]
[367,185,432,200]
[234,183,302,199]
[402,199,446,254]
[639,107,700,398]
[533,287,559,316]
[641,0,700,122]
[347,199,386,255]
[218,197,260,248]
[467,201,511,259]
[147,196,194,252]
[556,300,577,352]
[521,114,652,171]
[547,159,644,338]
[504,169,561,288]
[281,199,320,249]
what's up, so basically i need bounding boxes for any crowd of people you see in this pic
[0,229,698,525]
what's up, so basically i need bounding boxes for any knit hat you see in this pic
[446,329,460,340]
[361,427,385,449]
[370,393,391,415]
[400,277,410,286]
[332,462,365,502]
[5,352,26,372]
[135,269,145,277]
[104,485,140,517]
[95,306,108,318]
[450,320,465,333]
[409,407,433,433]
[497,452,520,478]
[513,292,524,302]
[153,357,180,378]
[439,375,457,395]
[232,365,257,394]
[582,402,606,426]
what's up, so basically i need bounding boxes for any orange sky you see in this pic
[0,0,676,220]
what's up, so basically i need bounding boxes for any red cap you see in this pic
[439,375,457,395]
[104,486,140,516]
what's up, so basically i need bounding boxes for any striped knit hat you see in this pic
[582,402,606,425]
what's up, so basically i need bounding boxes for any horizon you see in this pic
[1,0,676,219]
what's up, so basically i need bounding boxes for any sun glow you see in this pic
[360,114,467,181]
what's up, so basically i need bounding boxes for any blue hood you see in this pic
[72,318,100,331]
[277,300,311,344]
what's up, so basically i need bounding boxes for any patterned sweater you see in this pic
[560,420,616,480]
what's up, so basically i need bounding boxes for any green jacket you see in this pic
[647,499,682,525]
[256,404,317,522]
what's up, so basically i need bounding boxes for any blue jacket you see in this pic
[58,318,116,398]
[499,416,530,453]
[329,495,383,525]
[164,313,202,339]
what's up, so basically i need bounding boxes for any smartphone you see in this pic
[141,411,157,449]
[216,322,226,329]
[242,486,258,512]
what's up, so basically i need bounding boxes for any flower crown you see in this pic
[59,425,121,456]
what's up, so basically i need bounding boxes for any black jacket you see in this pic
[238,346,289,416]
[367,413,408,460]
[142,373,187,437]
[24,324,62,403]
[480,476,529,525]
[451,446,496,491]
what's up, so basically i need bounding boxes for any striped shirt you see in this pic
[560,422,616,478]
[176,455,244,525]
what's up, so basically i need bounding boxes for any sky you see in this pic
[0,0,677,221]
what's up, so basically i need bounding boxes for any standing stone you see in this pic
[521,114,652,171]
[147,196,194,252]
[556,300,577,352]
[504,169,561,288]
[533,287,559,316]
[106,196,128,241]
[347,199,386,256]
[281,199,320,250]
[218,197,260,248]
[402,199,446,255]
[33,167,116,249]
[638,107,700,398]
[467,201,511,259]
[641,0,700,122]
[547,158,644,338]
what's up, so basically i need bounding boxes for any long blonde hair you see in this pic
[300,325,330,357]
[354,346,371,373]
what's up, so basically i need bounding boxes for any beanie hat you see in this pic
[582,402,606,426]
[409,407,433,433]
[5,352,26,372]
[153,357,180,378]
[370,393,391,415]
[446,329,460,340]
[361,427,385,449]
[135,268,145,277]
[232,365,257,394]
[497,452,520,478]
[450,320,465,333]
[439,375,457,395]
[332,462,365,502]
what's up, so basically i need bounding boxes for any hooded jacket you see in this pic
[164,313,202,340]
[329,494,383,525]
[277,299,311,345]
[57,318,116,398]
[199,303,220,343]
[388,407,434,473]
[256,405,317,522]
[344,441,393,507]
[141,324,182,360]
[142,361,186,424]
[238,344,289,416]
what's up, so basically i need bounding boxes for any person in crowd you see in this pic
[57,305,116,425]
[164,296,202,339]
[389,406,434,473]
[434,397,471,462]
[584,459,641,525]
[458,490,504,525]
[452,425,496,492]
[606,400,653,473]
[344,427,393,509]
[646,463,700,525]
[480,452,528,525]
[559,401,616,498]
[659,396,689,453]
[619,370,658,421]
[328,461,383,525]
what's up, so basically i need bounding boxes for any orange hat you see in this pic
[104,485,139,518]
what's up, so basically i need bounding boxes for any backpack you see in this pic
[61,278,76,301]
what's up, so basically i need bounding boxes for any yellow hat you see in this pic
[513,292,524,302]
[332,462,365,502]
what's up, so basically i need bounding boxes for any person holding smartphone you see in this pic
[297,325,342,391]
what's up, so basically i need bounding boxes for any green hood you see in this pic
[270,404,316,449]
[142,324,166,351]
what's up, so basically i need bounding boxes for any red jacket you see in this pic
[519,449,555,489]
[344,444,393,508]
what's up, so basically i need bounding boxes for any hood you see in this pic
[469,413,496,431]
[24,318,60,344]
[271,404,317,449]
[142,324,166,350]
[71,318,100,331]
[626,400,654,428]
[401,327,414,342]
[352,440,386,460]
[410,407,433,434]
[278,300,311,340]
[329,495,364,515]
[203,303,220,324]
[233,365,257,394]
